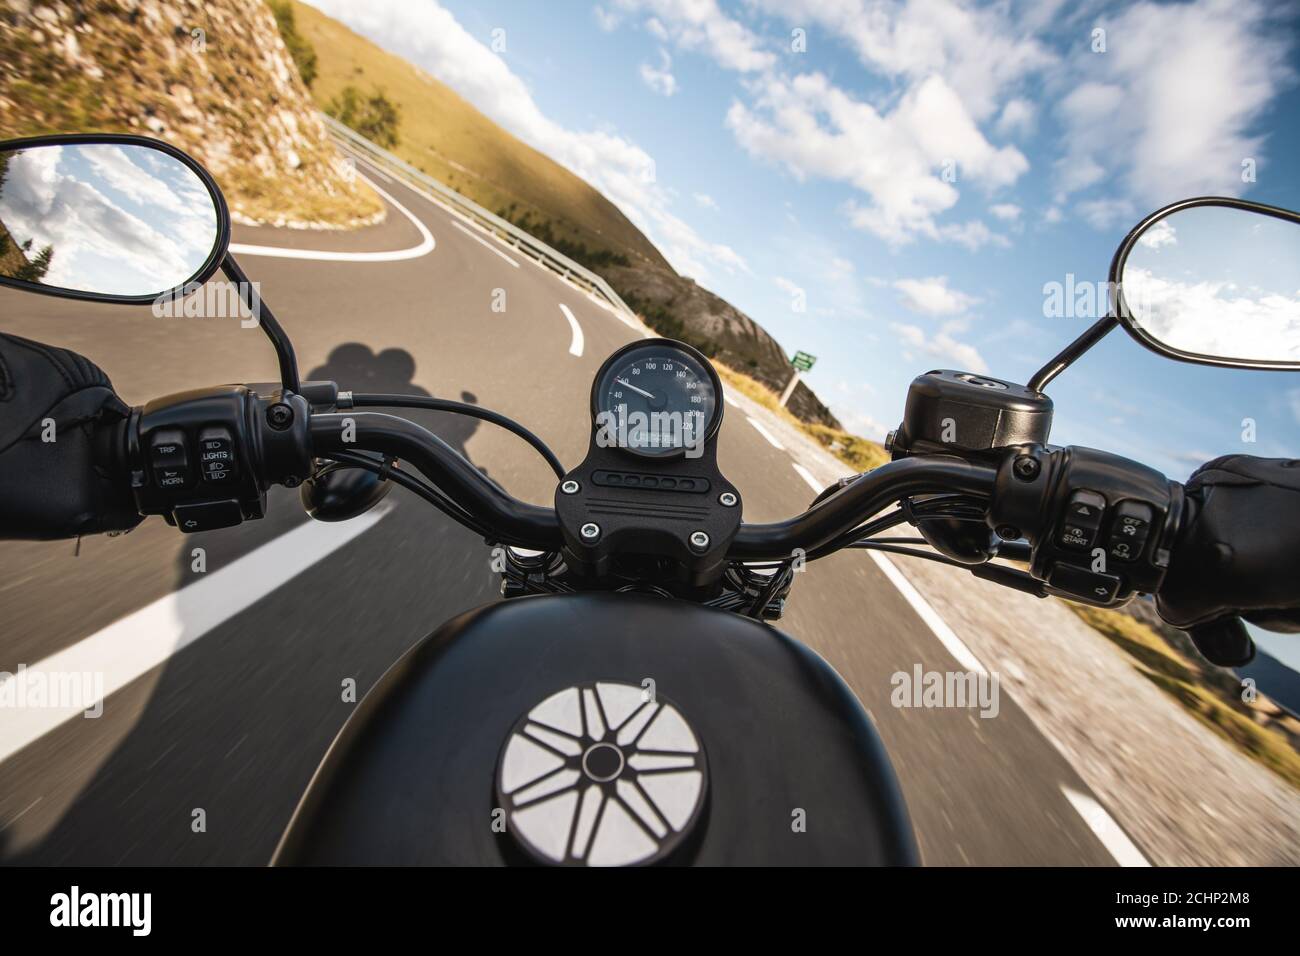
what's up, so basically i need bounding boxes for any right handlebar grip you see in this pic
[1157,455,1300,660]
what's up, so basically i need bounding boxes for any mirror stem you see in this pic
[221,253,301,393]
[1027,315,1117,392]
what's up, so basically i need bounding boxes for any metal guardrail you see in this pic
[322,115,637,318]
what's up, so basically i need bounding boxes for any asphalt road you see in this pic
[0,156,1132,865]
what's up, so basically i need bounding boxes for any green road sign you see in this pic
[791,351,817,372]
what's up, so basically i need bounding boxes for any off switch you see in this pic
[1106,500,1154,563]
[149,428,193,490]
[1057,489,1106,551]
[198,426,238,485]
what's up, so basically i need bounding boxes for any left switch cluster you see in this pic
[148,426,238,490]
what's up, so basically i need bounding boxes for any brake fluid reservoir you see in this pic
[891,369,1053,458]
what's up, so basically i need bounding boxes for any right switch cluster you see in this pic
[1005,445,1179,608]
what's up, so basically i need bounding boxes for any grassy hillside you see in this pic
[1069,602,1300,789]
[714,362,889,471]
[289,0,669,270]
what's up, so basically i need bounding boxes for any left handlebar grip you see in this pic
[0,333,143,540]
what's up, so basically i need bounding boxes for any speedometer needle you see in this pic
[616,377,656,400]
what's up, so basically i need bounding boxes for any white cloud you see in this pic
[639,49,677,96]
[1054,0,1294,215]
[301,0,744,279]
[832,404,892,442]
[891,320,989,373]
[774,275,805,298]
[614,0,774,72]
[0,145,217,295]
[934,218,1008,251]
[728,72,1026,246]
[1287,388,1300,425]
[693,192,718,210]
[989,203,1021,222]
[995,97,1036,137]
[593,5,620,31]
[1122,266,1300,364]
[747,0,1055,120]
[1137,220,1176,249]
[1077,198,1136,230]
[893,276,977,315]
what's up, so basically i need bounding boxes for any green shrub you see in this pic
[267,0,318,88]
[326,85,401,148]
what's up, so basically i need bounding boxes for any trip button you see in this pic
[1047,563,1121,603]
[1057,489,1106,550]
[149,428,193,490]
[198,425,238,484]
[1106,500,1154,563]
[172,500,243,533]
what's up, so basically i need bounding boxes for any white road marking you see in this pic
[560,304,584,357]
[334,148,645,331]
[229,174,434,262]
[450,219,520,268]
[791,463,822,493]
[745,416,786,450]
[0,505,392,766]
[1061,785,1151,866]
[0,797,42,832]
[866,551,989,677]
[723,393,741,408]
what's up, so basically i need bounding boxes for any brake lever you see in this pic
[1185,616,1256,667]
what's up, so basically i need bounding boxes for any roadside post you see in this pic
[780,351,817,407]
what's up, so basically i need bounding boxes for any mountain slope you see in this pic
[290,0,668,270]
[288,0,839,427]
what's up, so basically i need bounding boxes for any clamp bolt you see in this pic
[719,492,738,507]
[580,522,601,541]
[689,530,710,551]
[561,480,580,495]
[267,403,294,431]
[1012,456,1041,481]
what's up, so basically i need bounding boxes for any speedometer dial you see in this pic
[592,340,722,458]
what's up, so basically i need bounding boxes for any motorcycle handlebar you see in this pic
[311,412,998,559]
[729,456,997,558]
[310,412,564,549]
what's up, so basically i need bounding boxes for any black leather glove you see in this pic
[1157,455,1300,665]
[0,332,143,539]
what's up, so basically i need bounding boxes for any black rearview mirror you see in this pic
[1113,198,1300,370]
[0,134,229,304]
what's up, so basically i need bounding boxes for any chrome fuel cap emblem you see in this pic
[495,681,708,866]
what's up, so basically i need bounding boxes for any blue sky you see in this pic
[303,0,1300,480]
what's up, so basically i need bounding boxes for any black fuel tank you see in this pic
[274,592,917,866]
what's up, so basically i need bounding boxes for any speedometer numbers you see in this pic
[592,341,721,458]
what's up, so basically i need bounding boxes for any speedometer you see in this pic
[591,339,722,458]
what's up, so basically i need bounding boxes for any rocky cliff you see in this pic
[0,0,381,228]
